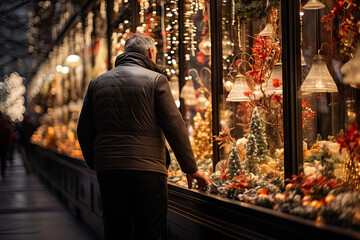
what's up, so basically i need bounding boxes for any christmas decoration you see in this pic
[338,124,360,190]
[249,107,270,163]
[191,104,213,161]
[241,32,284,151]
[321,0,360,61]
[234,0,279,22]
[318,146,336,180]
[300,55,338,95]
[244,134,259,176]
[213,127,243,180]
[227,145,243,180]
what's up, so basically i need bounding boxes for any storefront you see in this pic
[27,0,360,239]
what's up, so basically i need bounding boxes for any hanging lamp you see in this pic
[198,3,211,56]
[197,90,209,110]
[303,0,325,10]
[301,49,307,66]
[65,54,81,68]
[199,34,211,56]
[265,63,283,95]
[180,78,197,106]
[259,23,274,37]
[226,74,252,102]
[300,55,338,95]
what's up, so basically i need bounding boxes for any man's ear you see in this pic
[147,48,153,59]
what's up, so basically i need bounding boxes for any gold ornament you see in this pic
[341,150,360,191]
[191,104,213,161]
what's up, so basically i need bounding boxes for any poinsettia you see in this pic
[285,173,343,200]
[272,95,282,102]
[337,124,360,153]
[272,78,282,88]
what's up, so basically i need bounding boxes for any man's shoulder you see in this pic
[115,64,164,80]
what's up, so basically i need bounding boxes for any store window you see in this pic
[300,0,352,176]
[168,0,213,186]
[206,0,284,203]
[292,0,360,222]
[111,0,133,67]
[135,0,180,102]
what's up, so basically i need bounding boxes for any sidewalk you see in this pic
[0,148,99,240]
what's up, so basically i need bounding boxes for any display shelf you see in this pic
[168,183,360,239]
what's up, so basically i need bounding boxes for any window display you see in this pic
[206,0,284,203]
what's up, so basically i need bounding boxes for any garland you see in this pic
[234,0,279,21]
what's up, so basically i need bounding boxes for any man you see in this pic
[77,33,209,240]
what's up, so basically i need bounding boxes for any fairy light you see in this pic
[3,72,26,122]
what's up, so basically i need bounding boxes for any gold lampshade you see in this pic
[303,0,325,10]
[226,74,252,102]
[300,55,338,95]
[265,63,283,95]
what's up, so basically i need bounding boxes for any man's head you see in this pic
[124,33,157,63]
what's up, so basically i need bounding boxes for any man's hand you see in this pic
[186,170,210,191]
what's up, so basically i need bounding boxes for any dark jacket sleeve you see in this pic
[77,82,96,170]
[154,75,198,174]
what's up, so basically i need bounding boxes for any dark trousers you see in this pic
[97,170,168,240]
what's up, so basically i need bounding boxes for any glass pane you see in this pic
[209,0,284,203]
[92,1,108,78]
[135,0,180,90]
[111,1,133,67]
[297,0,360,228]
[168,0,213,186]
[182,0,213,173]
[300,1,343,177]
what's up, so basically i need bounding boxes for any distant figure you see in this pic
[0,113,10,177]
[77,33,209,240]
[7,125,16,164]
[18,115,35,174]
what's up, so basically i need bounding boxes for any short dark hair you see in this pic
[124,33,156,55]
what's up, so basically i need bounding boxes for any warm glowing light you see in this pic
[56,65,62,72]
[61,66,70,74]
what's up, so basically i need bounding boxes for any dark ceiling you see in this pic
[0,0,33,81]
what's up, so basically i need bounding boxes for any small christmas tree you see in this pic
[227,145,243,180]
[249,107,270,163]
[319,145,335,180]
[213,127,242,180]
[244,134,259,176]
